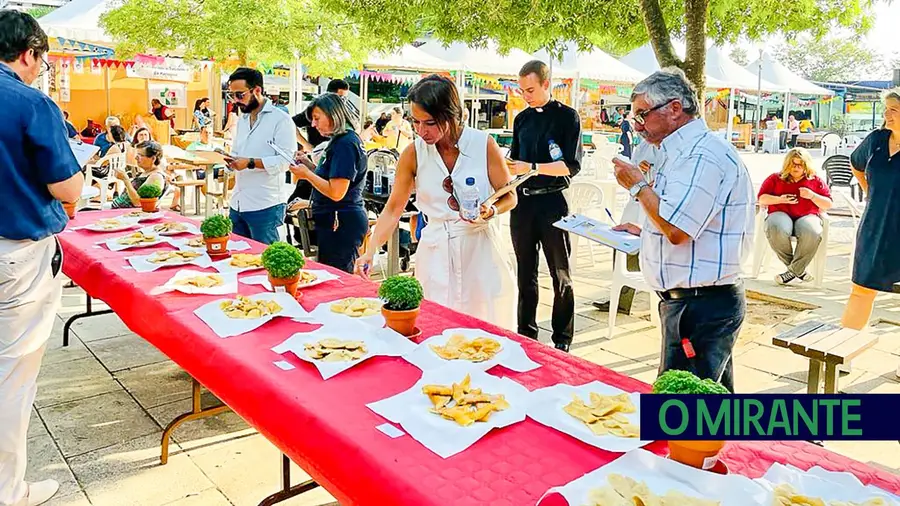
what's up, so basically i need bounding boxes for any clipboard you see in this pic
[481,166,539,206]
[553,214,641,254]
[267,140,296,165]
[68,139,100,167]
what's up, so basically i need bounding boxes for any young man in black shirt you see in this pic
[508,60,582,352]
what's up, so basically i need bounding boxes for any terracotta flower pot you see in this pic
[140,198,159,212]
[382,306,420,337]
[268,273,301,297]
[668,440,726,470]
[204,236,229,256]
[62,202,77,219]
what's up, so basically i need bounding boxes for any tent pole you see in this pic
[725,88,735,146]
[104,66,111,117]
[754,49,762,152]
[360,74,369,134]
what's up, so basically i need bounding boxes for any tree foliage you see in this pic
[729,47,749,66]
[775,37,880,82]
[99,0,393,76]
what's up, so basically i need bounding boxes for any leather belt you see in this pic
[657,283,742,301]
[519,186,566,197]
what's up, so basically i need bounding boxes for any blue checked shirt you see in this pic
[639,119,754,292]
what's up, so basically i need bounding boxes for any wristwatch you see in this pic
[629,180,649,198]
[247,158,256,170]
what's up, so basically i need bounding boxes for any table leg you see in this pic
[824,363,839,394]
[387,227,400,277]
[205,169,214,217]
[257,454,319,506]
[160,378,230,465]
[807,359,824,394]
[179,186,187,217]
[62,295,113,347]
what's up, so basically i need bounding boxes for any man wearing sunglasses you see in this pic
[0,10,85,506]
[611,68,754,393]
[507,60,582,353]
[224,67,296,245]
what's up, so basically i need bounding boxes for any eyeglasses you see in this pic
[633,99,677,125]
[442,175,459,211]
[35,51,50,76]
[226,90,249,101]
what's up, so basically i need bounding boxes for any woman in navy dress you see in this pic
[841,90,900,377]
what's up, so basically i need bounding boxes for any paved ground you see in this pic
[30,152,900,505]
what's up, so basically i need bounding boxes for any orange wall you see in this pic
[57,66,214,135]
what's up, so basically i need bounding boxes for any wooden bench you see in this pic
[172,180,205,216]
[772,321,879,393]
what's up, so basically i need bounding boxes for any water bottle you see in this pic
[373,167,382,195]
[549,139,563,161]
[459,177,480,221]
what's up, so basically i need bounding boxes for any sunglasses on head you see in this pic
[442,175,459,211]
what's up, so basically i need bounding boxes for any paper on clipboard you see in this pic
[481,167,539,207]
[68,139,100,167]
[554,214,641,254]
[267,140,296,165]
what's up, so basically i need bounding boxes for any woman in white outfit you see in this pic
[355,75,518,330]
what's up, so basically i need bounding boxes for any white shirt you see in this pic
[639,119,754,291]
[229,99,296,212]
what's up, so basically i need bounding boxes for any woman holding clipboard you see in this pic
[354,75,520,330]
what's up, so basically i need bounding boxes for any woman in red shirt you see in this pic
[757,147,833,285]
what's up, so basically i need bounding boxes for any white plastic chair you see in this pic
[566,182,604,274]
[821,133,841,157]
[86,152,126,209]
[751,206,829,288]
[607,203,660,338]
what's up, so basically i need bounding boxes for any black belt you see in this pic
[657,283,742,301]
[519,186,566,197]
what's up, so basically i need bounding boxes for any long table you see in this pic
[59,210,900,505]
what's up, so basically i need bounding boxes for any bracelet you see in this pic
[489,204,498,219]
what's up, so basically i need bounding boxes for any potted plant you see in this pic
[62,201,77,219]
[652,370,730,470]
[137,183,163,212]
[200,214,232,256]
[378,275,424,337]
[261,242,305,297]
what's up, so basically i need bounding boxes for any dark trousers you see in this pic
[658,285,746,393]
[510,191,575,345]
[313,209,368,273]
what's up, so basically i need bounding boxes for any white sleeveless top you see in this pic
[414,127,491,223]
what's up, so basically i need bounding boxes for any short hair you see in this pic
[309,92,355,136]
[407,74,464,145]
[885,89,900,104]
[363,119,374,129]
[228,67,264,91]
[327,79,349,93]
[631,67,699,118]
[780,148,816,181]
[105,116,121,128]
[519,60,550,83]
[110,125,128,143]
[136,140,163,165]
[391,106,403,115]
[131,127,151,145]
[0,10,49,63]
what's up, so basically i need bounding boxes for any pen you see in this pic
[605,208,616,224]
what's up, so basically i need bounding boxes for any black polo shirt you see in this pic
[510,99,582,192]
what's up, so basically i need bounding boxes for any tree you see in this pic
[324,0,874,105]
[729,47,749,66]
[99,0,394,76]
[775,37,880,82]
[26,6,55,18]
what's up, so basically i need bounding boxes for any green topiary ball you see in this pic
[200,214,233,239]
[652,370,729,394]
[378,275,424,311]
[137,183,163,199]
[261,242,305,279]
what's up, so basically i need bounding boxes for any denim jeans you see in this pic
[657,285,746,393]
[229,204,285,245]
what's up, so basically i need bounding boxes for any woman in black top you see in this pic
[290,93,368,273]
[841,91,900,352]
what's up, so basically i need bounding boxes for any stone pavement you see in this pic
[30,152,899,505]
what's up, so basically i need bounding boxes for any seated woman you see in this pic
[132,126,152,146]
[757,147,833,285]
[111,141,169,209]
[289,93,367,273]
[89,126,132,201]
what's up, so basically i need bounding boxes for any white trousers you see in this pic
[0,237,61,506]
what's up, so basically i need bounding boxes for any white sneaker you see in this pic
[27,480,59,506]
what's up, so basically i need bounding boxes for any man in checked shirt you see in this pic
[611,68,754,393]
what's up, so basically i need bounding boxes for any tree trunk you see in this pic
[638,0,681,69]
[683,0,708,116]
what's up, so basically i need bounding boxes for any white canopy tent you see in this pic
[365,45,457,73]
[746,51,833,130]
[40,0,111,41]
[415,40,536,78]
[534,47,646,84]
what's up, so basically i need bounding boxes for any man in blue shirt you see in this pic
[0,10,84,506]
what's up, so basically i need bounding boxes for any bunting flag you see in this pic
[54,37,114,57]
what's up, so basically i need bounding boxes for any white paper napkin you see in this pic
[194,292,313,338]
[756,462,900,504]
[241,269,340,291]
[76,218,141,232]
[103,233,168,252]
[140,222,200,237]
[527,381,651,453]
[537,449,769,506]
[272,323,416,379]
[404,328,540,373]
[127,251,214,273]
[149,269,238,296]
[211,254,265,274]
[308,297,385,328]
[169,237,252,253]
[366,363,529,458]
[117,210,165,222]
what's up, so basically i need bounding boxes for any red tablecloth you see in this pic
[59,210,900,505]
